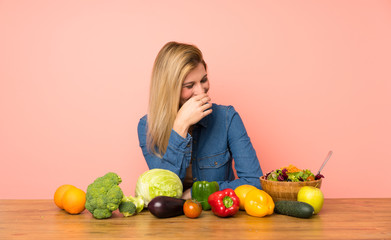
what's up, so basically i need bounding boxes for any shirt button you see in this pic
[214,161,218,165]
[193,177,197,181]
[186,143,190,147]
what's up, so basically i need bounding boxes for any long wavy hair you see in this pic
[147,41,207,157]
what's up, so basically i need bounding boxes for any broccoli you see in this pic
[119,195,144,217]
[85,172,124,219]
[119,200,136,217]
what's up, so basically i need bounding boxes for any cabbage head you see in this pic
[135,169,183,206]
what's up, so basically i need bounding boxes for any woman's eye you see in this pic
[185,85,193,89]
[201,78,208,83]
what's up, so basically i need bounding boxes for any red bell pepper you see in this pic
[207,188,240,217]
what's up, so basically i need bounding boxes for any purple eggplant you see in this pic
[148,196,185,218]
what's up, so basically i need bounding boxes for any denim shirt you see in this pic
[137,104,263,190]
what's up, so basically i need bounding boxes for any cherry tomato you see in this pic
[183,199,202,218]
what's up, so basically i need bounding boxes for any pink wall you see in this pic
[1,1,390,199]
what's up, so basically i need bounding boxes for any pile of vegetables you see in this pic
[265,164,324,182]
[85,172,144,219]
[147,180,220,219]
[79,167,323,220]
[84,169,185,219]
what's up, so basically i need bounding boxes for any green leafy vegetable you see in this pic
[266,168,317,182]
[135,169,183,206]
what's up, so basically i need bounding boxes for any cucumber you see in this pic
[274,200,314,218]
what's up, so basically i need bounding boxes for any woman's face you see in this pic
[180,63,209,106]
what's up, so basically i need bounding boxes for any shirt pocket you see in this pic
[197,149,231,181]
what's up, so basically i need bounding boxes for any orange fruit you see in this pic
[234,185,257,210]
[54,184,76,209]
[62,187,86,214]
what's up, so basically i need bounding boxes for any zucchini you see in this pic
[274,200,314,218]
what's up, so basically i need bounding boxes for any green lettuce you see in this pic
[135,169,183,207]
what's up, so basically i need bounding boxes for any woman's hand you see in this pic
[181,188,192,200]
[174,94,212,138]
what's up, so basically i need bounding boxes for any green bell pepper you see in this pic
[191,181,219,210]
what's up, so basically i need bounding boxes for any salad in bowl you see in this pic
[265,165,324,182]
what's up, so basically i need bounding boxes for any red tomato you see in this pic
[183,200,202,218]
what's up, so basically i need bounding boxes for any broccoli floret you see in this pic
[91,208,112,219]
[128,195,144,213]
[85,172,124,219]
[119,195,144,217]
[119,200,136,217]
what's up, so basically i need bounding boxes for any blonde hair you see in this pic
[147,41,207,157]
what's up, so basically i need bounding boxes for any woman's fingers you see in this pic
[176,94,212,127]
[198,95,211,106]
[202,108,213,117]
[193,93,208,101]
[193,94,210,103]
[200,102,212,111]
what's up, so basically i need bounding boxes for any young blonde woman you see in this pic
[137,41,263,199]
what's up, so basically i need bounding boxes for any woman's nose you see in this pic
[193,83,204,96]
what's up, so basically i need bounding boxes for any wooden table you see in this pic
[1,199,390,239]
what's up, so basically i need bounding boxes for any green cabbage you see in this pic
[135,169,183,206]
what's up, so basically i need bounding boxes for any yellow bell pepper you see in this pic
[244,189,275,217]
[234,185,257,210]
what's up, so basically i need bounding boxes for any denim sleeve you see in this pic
[217,106,263,190]
[137,117,193,180]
